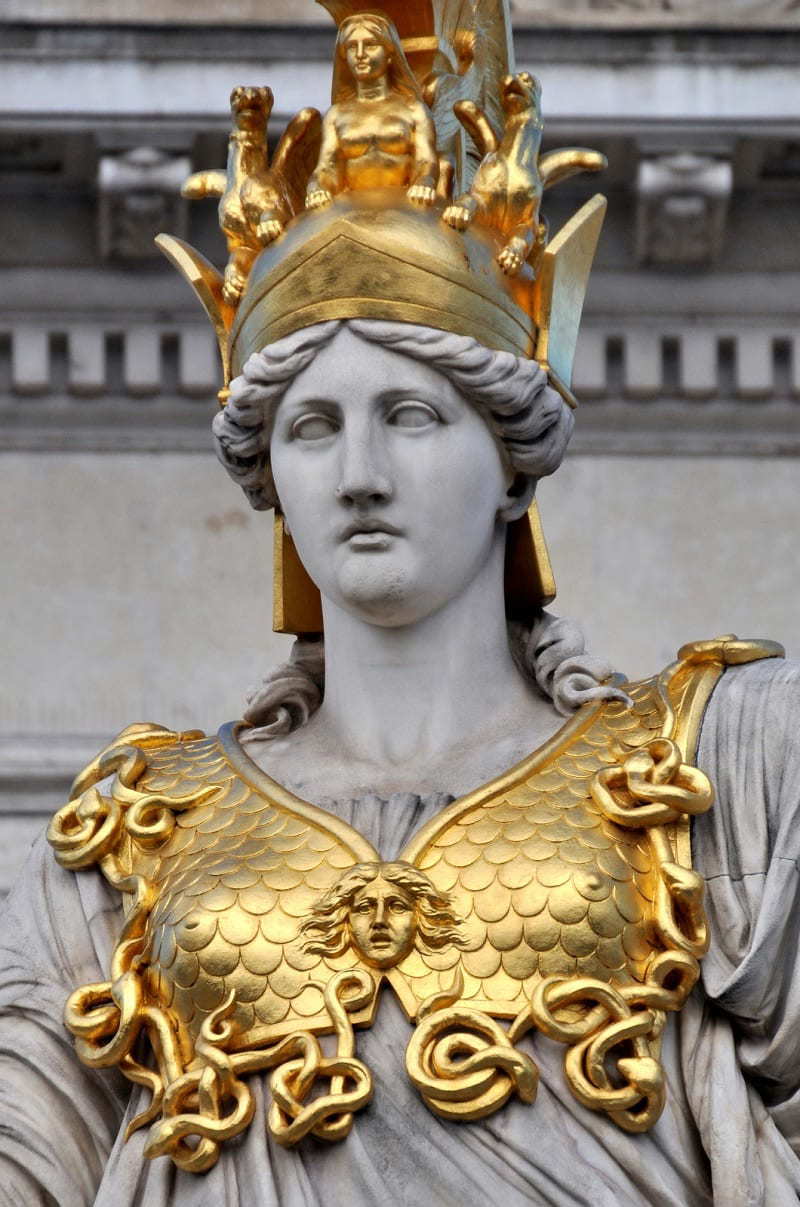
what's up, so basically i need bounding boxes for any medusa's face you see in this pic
[348,874,416,968]
[269,325,519,628]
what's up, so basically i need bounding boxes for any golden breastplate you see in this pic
[47,638,781,1173]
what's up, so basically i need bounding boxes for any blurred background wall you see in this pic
[1,0,799,893]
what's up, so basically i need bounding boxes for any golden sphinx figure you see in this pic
[1,2,799,1205]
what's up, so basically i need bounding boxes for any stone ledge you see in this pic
[0,734,106,894]
[3,23,800,64]
[3,311,798,431]
[1,18,800,43]
[0,733,106,797]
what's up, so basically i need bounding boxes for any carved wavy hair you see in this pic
[299,860,466,959]
[212,319,628,733]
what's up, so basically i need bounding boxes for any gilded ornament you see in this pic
[305,14,440,209]
[163,0,606,408]
[46,637,784,1169]
[181,86,322,306]
[443,72,606,276]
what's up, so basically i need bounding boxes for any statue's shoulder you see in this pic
[71,720,224,798]
[672,634,785,673]
[670,635,798,752]
[619,635,786,765]
[46,721,228,878]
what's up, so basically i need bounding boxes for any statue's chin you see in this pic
[354,941,415,970]
[332,558,437,628]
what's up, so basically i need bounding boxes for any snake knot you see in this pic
[591,737,713,829]
[406,1004,538,1121]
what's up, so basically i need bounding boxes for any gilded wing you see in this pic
[271,108,323,215]
[422,0,515,190]
[394,682,665,1019]
[181,169,227,200]
[145,725,380,1048]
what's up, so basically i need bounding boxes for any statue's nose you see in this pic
[335,426,393,507]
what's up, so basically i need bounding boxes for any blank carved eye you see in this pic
[386,401,439,429]
[291,413,339,441]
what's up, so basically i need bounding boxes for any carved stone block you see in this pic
[509,1,800,26]
[97,147,190,261]
[635,153,732,266]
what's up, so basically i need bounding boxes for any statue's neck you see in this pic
[355,78,391,103]
[315,530,549,772]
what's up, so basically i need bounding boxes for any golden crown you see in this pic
[156,0,608,636]
[157,0,607,410]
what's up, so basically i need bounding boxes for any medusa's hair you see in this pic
[300,860,466,960]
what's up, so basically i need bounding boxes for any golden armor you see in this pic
[47,639,784,1170]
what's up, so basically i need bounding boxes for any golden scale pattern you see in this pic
[142,681,658,1054]
[145,737,372,1053]
[402,680,660,1011]
[50,642,782,1170]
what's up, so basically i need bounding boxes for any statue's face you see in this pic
[348,874,416,968]
[270,326,515,627]
[344,23,389,84]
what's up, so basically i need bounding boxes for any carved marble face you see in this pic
[270,325,519,627]
[347,874,416,968]
[344,23,390,84]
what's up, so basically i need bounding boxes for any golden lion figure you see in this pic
[444,72,606,277]
[182,86,321,305]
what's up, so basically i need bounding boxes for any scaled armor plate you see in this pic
[47,637,782,1172]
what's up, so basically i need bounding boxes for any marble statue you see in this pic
[1,2,800,1204]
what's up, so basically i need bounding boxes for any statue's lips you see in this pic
[340,520,403,550]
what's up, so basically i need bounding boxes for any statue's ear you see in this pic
[498,473,535,523]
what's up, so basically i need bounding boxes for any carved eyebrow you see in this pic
[375,386,440,403]
[278,396,341,417]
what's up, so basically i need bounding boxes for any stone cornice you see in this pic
[2,23,800,63]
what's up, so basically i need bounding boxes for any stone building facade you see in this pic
[1,1,799,892]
